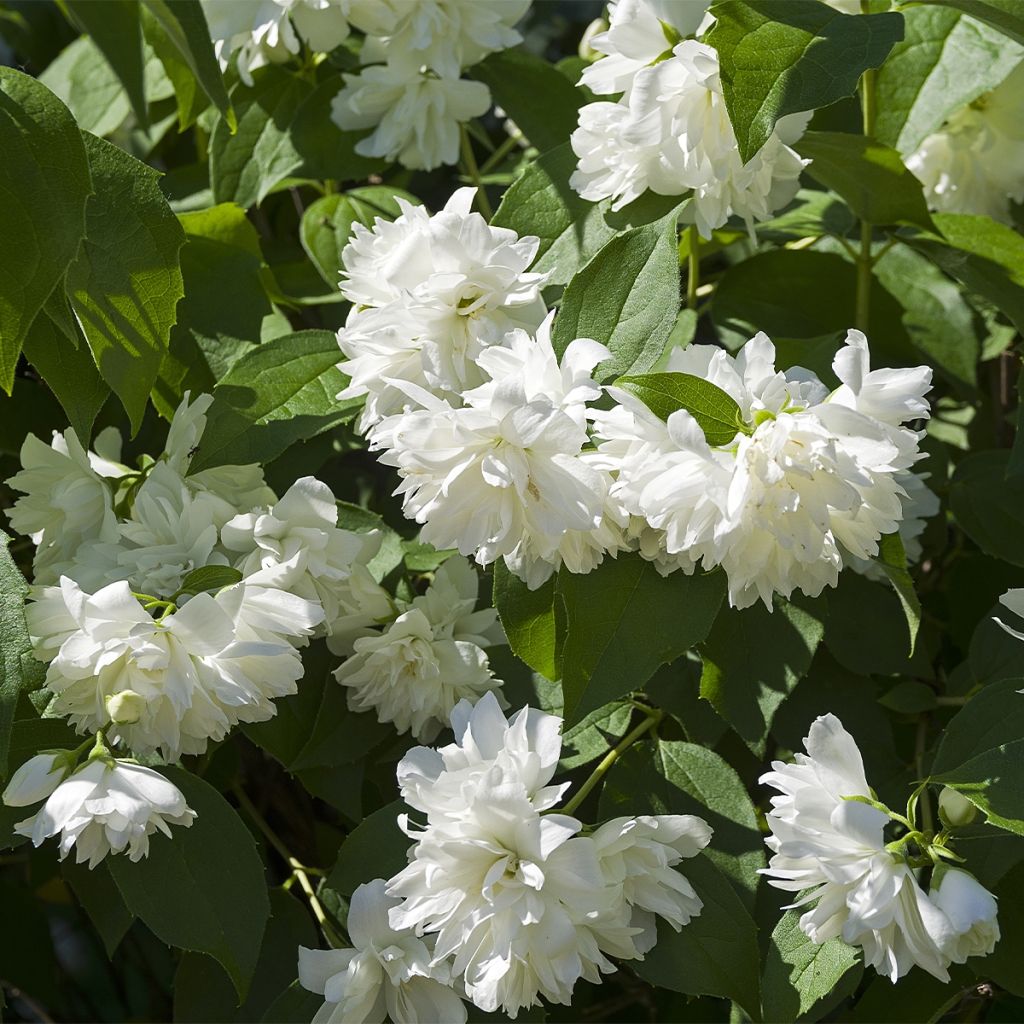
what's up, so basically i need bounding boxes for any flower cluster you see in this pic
[340,191,934,608]
[761,714,999,983]
[570,0,809,236]
[299,693,712,1019]
[907,63,1024,223]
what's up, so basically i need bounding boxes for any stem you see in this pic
[936,695,969,706]
[855,51,877,333]
[233,786,344,947]
[561,710,664,817]
[915,716,935,834]
[479,130,523,175]
[686,226,700,311]
[459,125,493,220]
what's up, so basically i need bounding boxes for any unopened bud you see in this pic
[107,690,145,725]
[939,787,978,827]
[579,18,608,61]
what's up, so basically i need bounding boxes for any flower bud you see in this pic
[579,18,608,61]
[106,690,145,725]
[939,787,977,827]
[930,867,1000,962]
[2,753,66,807]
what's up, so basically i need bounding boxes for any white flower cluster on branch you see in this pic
[569,0,809,236]
[299,693,712,1020]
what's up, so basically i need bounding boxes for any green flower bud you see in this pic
[939,787,977,827]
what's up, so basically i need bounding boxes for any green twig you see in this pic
[686,225,700,311]
[459,125,494,220]
[855,15,877,333]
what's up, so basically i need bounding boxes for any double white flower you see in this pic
[337,187,548,429]
[334,556,506,740]
[761,714,999,982]
[571,2,808,235]
[4,754,195,868]
[593,330,932,608]
[382,692,712,1015]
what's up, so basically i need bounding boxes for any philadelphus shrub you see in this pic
[5,0,1024,1020]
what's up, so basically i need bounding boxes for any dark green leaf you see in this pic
[936,0,1024,45]
[491,142,617,287]
[108,767,270,999]
[931,677,1024,836]
[324,800,408,898]
[950,450,1024,567]
[904,212,1024,334]
[470,48,583,155]
[874,530,922,656]
[762,909,862,1022]
[552,211,682,381]
[559,701,632,769]
[874,5,1023,153]
[492,563,562,683]
[67,132,186,434]
[0,533,45,778]
[175,565,243,597]
[796,131,934,229]
[879,680,938,714]
[616,372,745,446]
[0,67,92,393]
[557,553,726,723]
[706,0,904,162]
[62,859,132,958]
[187,330,361,472]
[700,595,826,753]
[260,981,325,1024]
[300,187,418,287]
[64,0,148,127]
[141,0,235,129]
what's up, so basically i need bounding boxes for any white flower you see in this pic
[580,0,712,96]
[337,189,547,426]
[331,62,491,171]
[2,753,68,807]
[324,564,398,656]
[938,787,978,828]
[10,758,195,868]
[571,40,808,235]
[370,330,615,588]
[760,713,955,982]
[6,429,120,585]
[592,814,712,951]
[359,0,530,77]
[28,576,322,760]
[930,867,1000,965]
[221,475,382,638]
[298,879,467,1024]
[594,331,931,609]
[335,557,504,740]
[907,63,1024,223]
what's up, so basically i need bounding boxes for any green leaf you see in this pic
[38,35,131,136]
[0,533,45,778]
[796,131,934,230]
[705,0,904,162]
[490,142,617,287]
[174,565,243,597]
[22,290,109,442]
[874,531,922,656]
[762,909,862,1022]
[67,132,186,434]
[173,890,317,1024]
[879,680,938,714]
[874,5,1023,153]
[0,68,92,393]
[873,242,979,387]
[931,677,1024,836]
[64,0,148,128]
[950,450,1024,567]
[604,739,765,910]
[493,563,562,683]
[108,767,270,999]
[552,210,682,381]
[187,330,360,472]
[904,213,1024,334]
[936,0,1024,45]
[154,203,268,416]
[699,595,827,754]
[616,372,746,446]
[62,859,132,957]
[324,800,408,898]
[556,553,726,723]
[141,0,235,130]
[261,981,325,1024]
[559,701,633,769]
[300,187,418,287]
[469,48,583,155]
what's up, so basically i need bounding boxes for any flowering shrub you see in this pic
[2,1,1024,1022]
